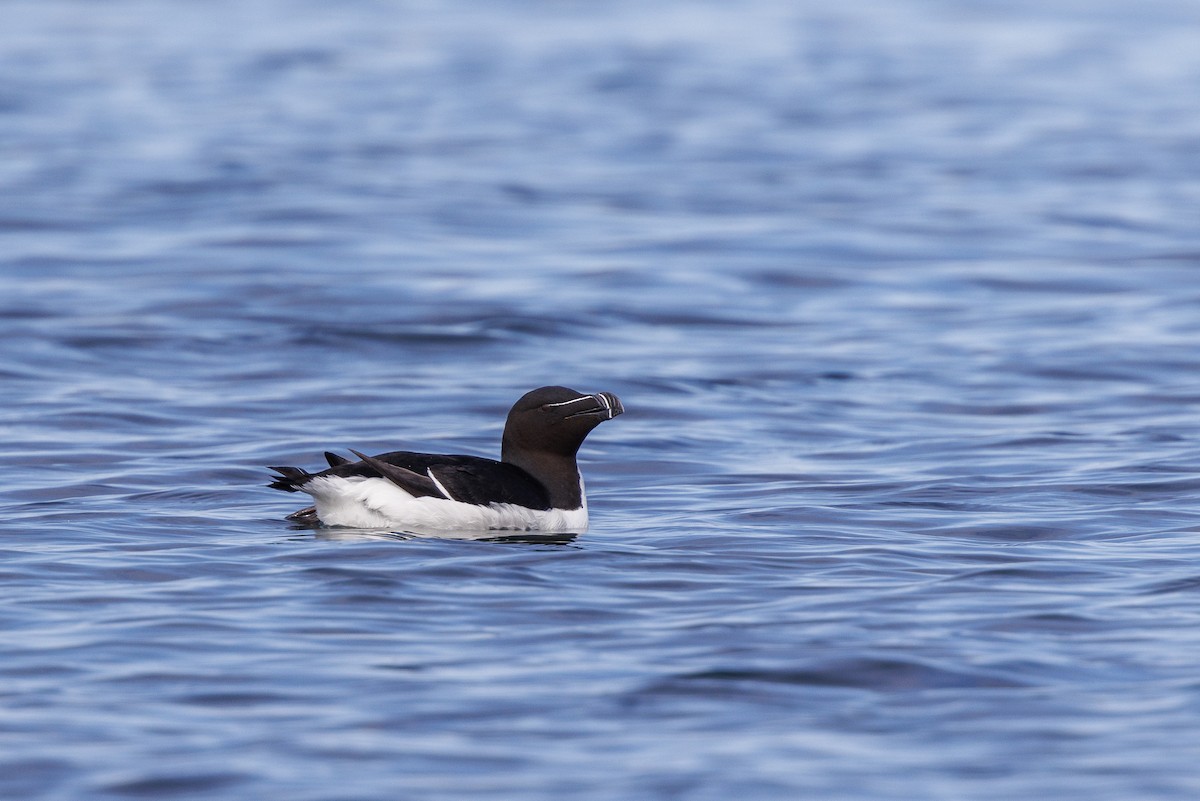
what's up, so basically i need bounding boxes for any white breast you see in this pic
[302,475,589,533]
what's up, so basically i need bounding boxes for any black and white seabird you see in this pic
[268,386,623,532]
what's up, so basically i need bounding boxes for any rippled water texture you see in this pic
[4,0,1200,798]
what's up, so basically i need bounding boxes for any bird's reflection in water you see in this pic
[294,523,579,546]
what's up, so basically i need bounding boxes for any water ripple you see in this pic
[3,0,1200,799]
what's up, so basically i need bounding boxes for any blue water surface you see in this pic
[3,0,1200,798]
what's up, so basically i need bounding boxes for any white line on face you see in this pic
[545,396,592,408]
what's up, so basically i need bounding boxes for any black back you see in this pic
[310,452,551,510]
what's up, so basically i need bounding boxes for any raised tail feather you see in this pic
[267,465,311,492]
[268,452,351,492]
[324,452,351,467]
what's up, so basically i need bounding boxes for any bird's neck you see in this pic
[502,446,583,510]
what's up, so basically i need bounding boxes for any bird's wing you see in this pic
[331,451,549,509]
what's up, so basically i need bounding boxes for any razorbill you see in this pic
[268,386,623,532]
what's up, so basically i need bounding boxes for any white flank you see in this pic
[302,475,589,533]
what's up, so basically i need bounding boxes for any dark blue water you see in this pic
[4,0,1200,798]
